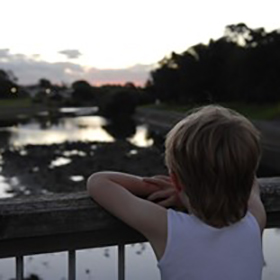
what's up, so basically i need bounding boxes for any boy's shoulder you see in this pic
[248,181,267,233]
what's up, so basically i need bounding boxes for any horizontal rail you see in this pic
[0,177,279,258]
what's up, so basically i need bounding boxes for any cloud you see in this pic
[59,49,82,59]
[84,65,153,86]
[0,49,10,58]
[0,50,152,86]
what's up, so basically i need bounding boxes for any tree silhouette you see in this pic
[39,78,52,88]
[147,23,280,104]
[71,80,95,103]
[0,69,19,98]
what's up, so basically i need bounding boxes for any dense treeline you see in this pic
[0,69,21,98]
[146,23,280,104]
[71,81,153,117]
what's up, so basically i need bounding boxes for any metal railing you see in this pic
[0,177,280,280]
[14,246,126,280]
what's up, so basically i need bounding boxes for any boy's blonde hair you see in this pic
[165,105,261,227]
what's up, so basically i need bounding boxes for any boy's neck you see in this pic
[178,191,193,213]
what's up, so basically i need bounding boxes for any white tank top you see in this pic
[158,209,264,280]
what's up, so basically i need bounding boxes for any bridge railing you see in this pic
[0,177,280,280]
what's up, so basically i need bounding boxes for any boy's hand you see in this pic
[143,175,184,209]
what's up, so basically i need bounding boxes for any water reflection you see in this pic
[63,150,87,157]
[129,125,153,147]
[0,175,13,198]
[59,107,98,115]
[1,115,154,148]
[8,116,114,146]
[69,175,84,182]
[49,157,72,168]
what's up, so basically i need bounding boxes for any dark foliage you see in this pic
[96,85,149,118]
[71,80,96,103]
[99,88,137,117]
[147,23,280,104]
[0,69,19,98]
[102,117,136,139]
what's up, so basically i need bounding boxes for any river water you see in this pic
[0,107,278,280]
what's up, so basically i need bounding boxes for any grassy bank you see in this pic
[145,102,280,120]
[0,98,50,119]
[0,98,33,108]
[1,98,280,121]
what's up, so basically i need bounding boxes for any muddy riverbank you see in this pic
[0,140,167,197]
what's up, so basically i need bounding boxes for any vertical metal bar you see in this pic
[16,256,24,280]
[68,250,76,280]
[118,244,125,280]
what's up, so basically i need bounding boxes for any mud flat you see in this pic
[0,141,167,197]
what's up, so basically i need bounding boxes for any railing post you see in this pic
[68,250,76,280]
[16,256,24,280]
[118,244,125,280]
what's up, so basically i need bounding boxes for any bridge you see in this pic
[0,177,279,280]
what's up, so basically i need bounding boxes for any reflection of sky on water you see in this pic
[63,150,87,157]
[5,116,153,147]
[49,157,72,168]
[129,125,153,147]
[70,175,84,182]
[0,230,279,280]
[0,153,19,197]
[8,116,114,146]
[0,175,13,198]
[58,107,98,115]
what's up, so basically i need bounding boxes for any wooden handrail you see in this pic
[0,177,279,258]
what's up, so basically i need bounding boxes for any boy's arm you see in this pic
[86,172,167,260]
[248,178,267,233]
[87,171,161,197]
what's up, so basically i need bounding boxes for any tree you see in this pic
[39,78,52,88]
[0,69,19,98]
[146,23,280,104]
[71,80,95,103]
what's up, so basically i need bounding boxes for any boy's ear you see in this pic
[170,172,183,192]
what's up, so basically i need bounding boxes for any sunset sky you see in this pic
[0,0,279,85]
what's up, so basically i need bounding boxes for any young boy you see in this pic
[87,105,266,280]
